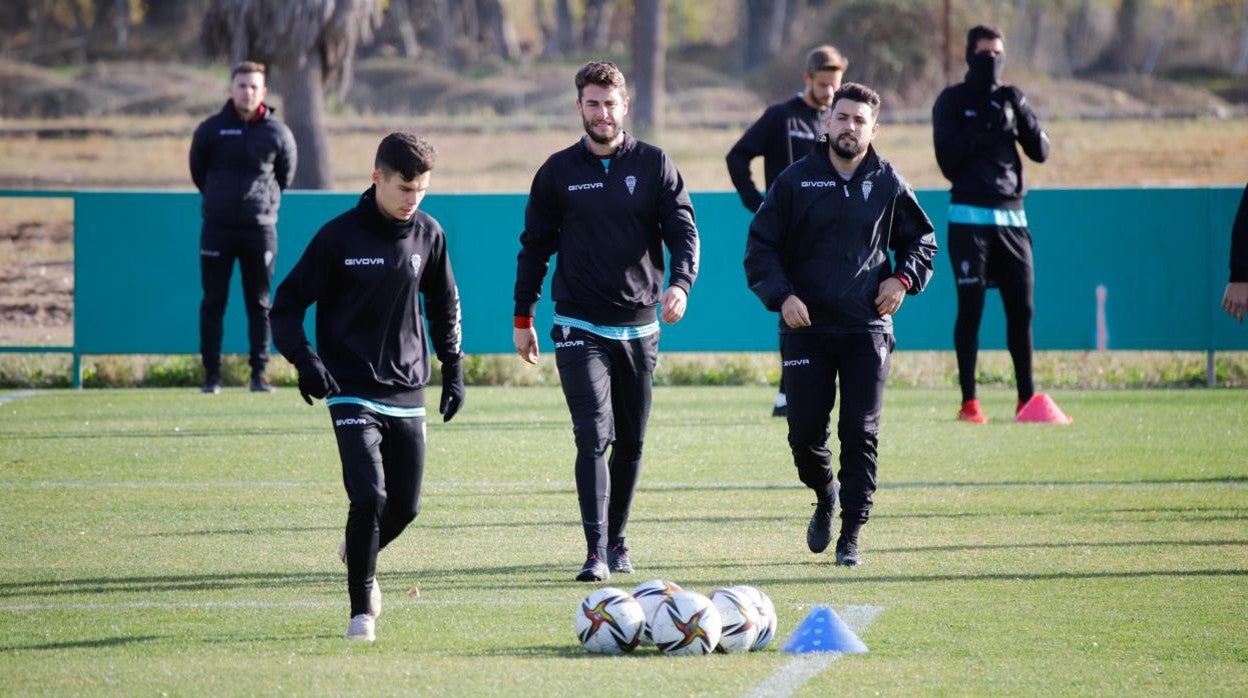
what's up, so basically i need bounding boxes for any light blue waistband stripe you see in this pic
[553,313,660,340]
[327,396,426,418]
[948,204,1028,227]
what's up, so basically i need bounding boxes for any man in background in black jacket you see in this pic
[746,83,937,567]
[932,25,1050,423]
[728,45,847,417]
[190,61,296,393]
[271,132,465,642]
[513,61,700,582]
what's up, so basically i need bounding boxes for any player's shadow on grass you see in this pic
[470,644,630,658]
[146,524,339,537]
[7,427,323,440]
[0,635,161,652]
[0,571,339,599]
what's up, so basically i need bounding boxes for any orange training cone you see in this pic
[1014,393,1072,424]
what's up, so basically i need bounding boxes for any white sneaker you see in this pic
[345,613,375,642]
[339,541,382,618]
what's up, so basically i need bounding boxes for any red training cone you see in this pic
[1014,393,1072,424]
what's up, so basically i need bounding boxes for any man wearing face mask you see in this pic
[932,25,1050,424]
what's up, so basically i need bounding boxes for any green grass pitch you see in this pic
[0,386,1245,695]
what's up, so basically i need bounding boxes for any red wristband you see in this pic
[513,315,533,329]
[892,273,912,291]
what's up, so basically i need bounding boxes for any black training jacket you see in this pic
[726,94,823,213]
[745,140,938,335]
[931,82,1049,210]
[1231,184,1248,283]
[189,101,296,227]
[271,187,463,407]
[515,133,700,327]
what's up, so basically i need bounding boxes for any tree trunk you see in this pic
[477,0,519,60]
[556,0,576,55]
[1236,15,1248,77]
[282,54,332,190]
[390,0,420,58]
[740,0,779,69]
[632,0,665,136]
[1089,0,1144,74]
[584,0,614,51]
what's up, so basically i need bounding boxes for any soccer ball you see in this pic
[710,587,761,654]
[630,579,683,645]
[729,585,778,651]
[574,587,645,654]
[648,590,722,656]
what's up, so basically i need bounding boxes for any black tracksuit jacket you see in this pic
[515,133,700,327]
[745,140,938,334]
[271,187,463,407]
[1231,184,1248,283]
[189,101,297,227]
[726,94,823,213]
[931,82,1049,210]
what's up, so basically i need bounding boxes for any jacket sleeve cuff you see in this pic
[893,272,912,291]
[513,315,534,330]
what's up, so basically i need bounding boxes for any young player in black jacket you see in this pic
[189,61,296,394]
[727,45,847,418]
[271,133,465,642]
[932,25,1050,423]
[746,83,937,566]
[513,61,700,582]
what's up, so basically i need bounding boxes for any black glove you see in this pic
[295,354,340,405]
[439,359,466,422]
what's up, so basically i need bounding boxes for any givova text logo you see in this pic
[335,418,368,426]
[344,257,386,266]
[568,182,604,191]
[782,358,811,367]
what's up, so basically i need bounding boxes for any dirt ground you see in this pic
[0,199,73,345]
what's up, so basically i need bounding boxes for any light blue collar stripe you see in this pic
[948,204,1028,227]
[327,396,426,418]
[553,313,660,340]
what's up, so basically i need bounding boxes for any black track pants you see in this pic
[330,400,426,618]
[782,331,893,527]
[948,223,1035,403]
[552,326,658,557]
[199,221,276,378]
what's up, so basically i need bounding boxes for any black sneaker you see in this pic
[806,496,835,554]
[250,376,276,393]
[835,533,862,566]
[771,403,787,418]
[201,380,221,394]
[575,554,610,582]
[607,543,634,574]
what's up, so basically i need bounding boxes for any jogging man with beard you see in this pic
[746,83,937,566]
[728,45,847,417]
[513,61,700,582]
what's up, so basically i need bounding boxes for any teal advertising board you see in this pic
[29,185,1248,356]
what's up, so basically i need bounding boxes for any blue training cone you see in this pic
[779,605,868,654]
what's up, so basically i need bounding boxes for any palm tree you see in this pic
[202,0,382,189]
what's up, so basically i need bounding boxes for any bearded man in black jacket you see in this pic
[746,83,937,567]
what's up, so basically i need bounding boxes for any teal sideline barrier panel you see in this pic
[69,187,1247,358]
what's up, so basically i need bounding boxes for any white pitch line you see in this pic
[0,390,38,406]
[746,605,883,698]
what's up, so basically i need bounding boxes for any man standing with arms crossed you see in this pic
[271,133,465,642]
[932,25,1050,423]
[190,61,296,393]
[746,83,937,566]
[514,61,700,582]
[728,45,847,417]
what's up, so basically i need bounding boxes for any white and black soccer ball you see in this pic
[729,585,778,651]
[710,587,761,654]
[648,590,722,656]
[574,587,645,654]
[630,579,683,645]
